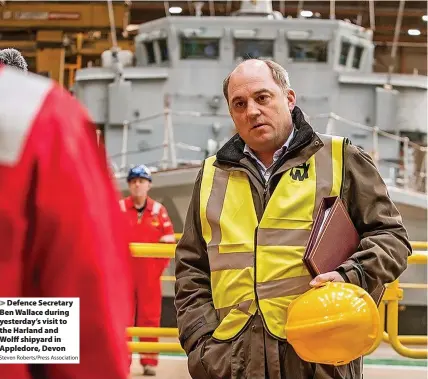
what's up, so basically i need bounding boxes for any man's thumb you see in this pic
[309,274,327,287]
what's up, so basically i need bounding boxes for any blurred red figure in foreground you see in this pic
[0,62,132,379]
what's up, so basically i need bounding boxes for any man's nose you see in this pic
[247,100,261,118]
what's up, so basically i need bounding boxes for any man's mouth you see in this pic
[252,123,265,129]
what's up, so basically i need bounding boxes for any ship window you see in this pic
[288,40,328,62]
[181,38,219,59]
[339,40,351,66]
[144,41,156,64]
[234,39,274,59]
[158,39,169,62]
[353,46,364,69]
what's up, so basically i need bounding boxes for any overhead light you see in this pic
[422,15,428,22]
[408,29,421,36]
[169,6,182,14]
[300,10,313,18]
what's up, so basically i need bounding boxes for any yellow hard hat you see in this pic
[285,282,381,366]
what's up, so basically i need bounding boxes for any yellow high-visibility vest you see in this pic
[199,134,346,341]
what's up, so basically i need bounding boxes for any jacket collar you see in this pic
[216,106,315,165]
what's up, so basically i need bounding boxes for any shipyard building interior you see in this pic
[0,0,427,378]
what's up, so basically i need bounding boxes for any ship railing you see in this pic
[107,102,427,195]
[311,112,427,194]
[107,107,216,180]
[127,240,428,358]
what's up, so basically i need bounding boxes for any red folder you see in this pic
[303,196,385,306]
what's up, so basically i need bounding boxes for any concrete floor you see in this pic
[130,342,428,379]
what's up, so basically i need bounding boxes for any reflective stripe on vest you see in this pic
[199,135,345,341]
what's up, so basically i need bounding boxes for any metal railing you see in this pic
[312,112,428,194]
[108,98,427,195]
[127,241,428,358]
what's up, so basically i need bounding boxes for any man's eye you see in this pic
[258,95,269,102]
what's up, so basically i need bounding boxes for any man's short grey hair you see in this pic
[223,58,291,103]
[0,48,28,72]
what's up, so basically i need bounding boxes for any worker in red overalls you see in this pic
[120,165,175,376]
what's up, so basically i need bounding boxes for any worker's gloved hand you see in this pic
[309,271,345,288]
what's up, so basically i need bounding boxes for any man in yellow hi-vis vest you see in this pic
[175,59,411,379]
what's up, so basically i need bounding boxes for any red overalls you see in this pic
[120,196,174,367]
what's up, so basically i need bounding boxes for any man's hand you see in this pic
[309,271,345,288]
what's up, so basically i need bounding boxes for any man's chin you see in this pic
[131,193,146,198]
[249,135,274,146]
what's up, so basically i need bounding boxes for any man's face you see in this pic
[128,178,151,198]
[227,61,296,154]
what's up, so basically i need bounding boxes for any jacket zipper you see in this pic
[253,225,260,311]
[263,179,270,208]
[254,180,270,311]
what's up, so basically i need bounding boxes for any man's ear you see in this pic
[287,89,296,112]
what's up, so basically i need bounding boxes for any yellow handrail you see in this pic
[127,327,179,338]
[160,275,176,282]
[410,241,428,250]
[383,332,428,345]
[128,342,184,353]
[399,283,428,289]
[130,242,428,262]
[380,280,428,358]
[130,243,175,258]
[128,241,428,358]
[176,237,427,250]
[386,299,427,358]
[408,251,427,264]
